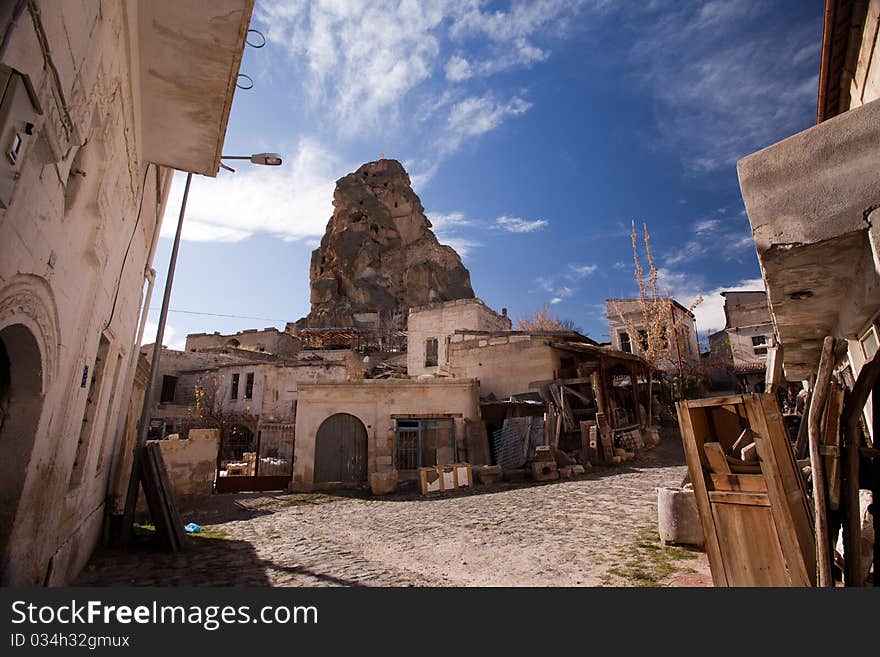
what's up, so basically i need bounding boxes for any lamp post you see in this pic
[120,153,282,544]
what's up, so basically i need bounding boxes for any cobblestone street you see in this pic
[77,435,710,587]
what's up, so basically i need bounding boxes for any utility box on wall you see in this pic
[0,64,43,209]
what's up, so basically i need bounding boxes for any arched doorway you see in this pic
[314,413,367,485]
[0,324,44,565]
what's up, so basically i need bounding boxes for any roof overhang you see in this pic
[738,98,880,379]
[138,0,255,176]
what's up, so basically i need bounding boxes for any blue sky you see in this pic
[144,0,823,350]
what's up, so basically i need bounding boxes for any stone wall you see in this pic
[722,291,771,328]
[185,328,301,357]
[292,380,482,491]
[0,2,168,586]
[407,298,511,376]
[447,336,559,399]
[605,298,700,372]
[151,429,220,499]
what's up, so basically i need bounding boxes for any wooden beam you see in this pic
[765,345,784,391]
[808,336,835,587]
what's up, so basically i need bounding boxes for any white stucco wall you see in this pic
[407,298,511,376]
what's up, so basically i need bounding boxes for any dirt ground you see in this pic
[77,432,711,587]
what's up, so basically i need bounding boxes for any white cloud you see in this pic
[445,55,473,82]
[664,240,705,266]
[142,321,185,351]
[257,0,447,135]
[427,211,472,231]
[495,215,548,233]
[570,263,598,277]
[426,211,481,259]
[443,93,532,154]
[160,138,338,243]
[627,2,819,171]
[694,218,721,234]
[439,236,482,259]
[550,297,563,305]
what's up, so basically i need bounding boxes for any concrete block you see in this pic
[534,445,554,462]
[657,486,704,547]
[370,470,399,496]
[476,465,503,486]
[502,468,527,482]
[531,460,558,481]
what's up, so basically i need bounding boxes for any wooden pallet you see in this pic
[676,394,815,586]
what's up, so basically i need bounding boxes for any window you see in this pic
[637,329,648,352]
[70,335,111,489]
[395,418,455,469]
[752,335,768,356]
[244,372,254,399]
[425,338,438,367]
[619,331,632,353]
[230,373,240,400]
[860,326,878,360]
[160,375,177,403]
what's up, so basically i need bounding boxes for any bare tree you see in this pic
[611,220,702,422]
[515,304,581,333]
[183,373,256,441]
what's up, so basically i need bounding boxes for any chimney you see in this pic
[501,307,507,317]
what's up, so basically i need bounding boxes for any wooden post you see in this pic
[794,383,813,459]
[765,344,784,393]
[591,371,606,417]
[840,348,880,586]
[807,336,835,586]
[630,363,642,427]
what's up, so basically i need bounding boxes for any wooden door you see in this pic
[314,413,367,485]
[677,394,815,586]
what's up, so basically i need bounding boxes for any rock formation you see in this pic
[303,159,474,328]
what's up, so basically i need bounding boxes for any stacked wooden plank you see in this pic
[140,442,186,552]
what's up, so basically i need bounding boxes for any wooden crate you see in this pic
[676,394,815,586]
[419,463,473,495]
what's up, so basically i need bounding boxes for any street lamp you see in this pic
[120,153,283,544]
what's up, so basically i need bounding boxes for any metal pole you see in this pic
[120,171,193,544]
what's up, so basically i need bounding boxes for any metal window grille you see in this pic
[395,418,455,469]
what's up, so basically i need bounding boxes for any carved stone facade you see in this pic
[0,1,253,585]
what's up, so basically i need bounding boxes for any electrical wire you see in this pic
[104,163,153,331]
[147,308,290,323]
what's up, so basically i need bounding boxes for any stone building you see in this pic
[605,298,701,375]
[407,298,512,377]
[292,379,484,491]
[708,290,777,392]
[0,1,254,585]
